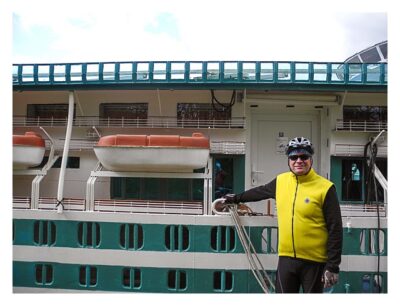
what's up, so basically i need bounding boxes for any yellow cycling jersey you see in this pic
[276,168,333,263]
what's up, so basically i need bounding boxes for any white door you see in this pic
[250,113,319,187]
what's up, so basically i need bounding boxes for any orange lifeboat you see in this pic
[13,132,46,169]
[94,132,210,172]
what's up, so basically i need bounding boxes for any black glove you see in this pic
[322,270,339,288]
[222,194,239,204]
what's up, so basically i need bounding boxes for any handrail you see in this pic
[12,61,387,87]
[13,115,246,129]
[336,120,388,132]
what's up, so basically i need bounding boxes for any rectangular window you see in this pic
[214,158,233,198]
[110,177,203,202]
[177,103,231,126]
[34,156,80,169]
[99,103,148,119]
[341,160,363,201]
[213,155,245,200]
[27,104,76,120]
[343,106,387,122]
[331,157,387,203]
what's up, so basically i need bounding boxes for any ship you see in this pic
[12,41,388,293]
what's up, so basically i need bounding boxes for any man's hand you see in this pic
[222,194,238,204]
[322,270,339,288]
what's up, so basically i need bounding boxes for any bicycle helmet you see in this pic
[285,137,314,156]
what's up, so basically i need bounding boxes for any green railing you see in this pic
[12,61,387,87]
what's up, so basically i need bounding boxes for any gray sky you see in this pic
[11,0,389,64]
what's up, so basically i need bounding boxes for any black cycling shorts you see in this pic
[275,256,325,293]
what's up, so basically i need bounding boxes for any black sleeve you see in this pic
[235,179,276,203]
[323,185,343,273]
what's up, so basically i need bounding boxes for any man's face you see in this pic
[288,154,312,176]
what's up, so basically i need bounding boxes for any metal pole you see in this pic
[56,91,75,213]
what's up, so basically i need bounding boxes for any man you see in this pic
[223,137,342,293]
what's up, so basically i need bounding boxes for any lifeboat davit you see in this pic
[94,132,210,172]
[13,132,46,169]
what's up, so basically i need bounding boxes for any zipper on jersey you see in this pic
[291,176,299,258]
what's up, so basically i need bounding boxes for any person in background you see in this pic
[223,137,342,293]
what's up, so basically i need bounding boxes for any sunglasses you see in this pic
[289,155,311,161]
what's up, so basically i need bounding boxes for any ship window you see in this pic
[360,47,380,63]
[189,62,202,80]
[167,270,187,291]
[86,64,99,81]
[153,62,167,80]
[379,42,387,60]
[27,104,76,121]
[343,106,387,123]
[35,264,53,285]
[119,224,144,250]
[34,156,80,169]
[54,65,66,82]
[38,65,50,82]
[122,267,141,289]
[224,62,238,80]
[70,64,82,81]
[119,63,133,80]
[206,62,220,80]
[260,62,273,81]
[295,63,309,81]
[33,221,56,246]
[99,103,148,120]
[110,177,203,202]
[22,65,34,82]
[360,229,385,255]
[103,63,116,81]
[242,62,256,81]
[77,222,101,248]
[79,266,97,287]
[170,62,185,80]
[341,159,363,201]
[277,62,291,81]
[261,227,278,254]
[313,63,328,81]
[177,103,231,127]
[211,226,235,252]
[214,158,233,199]
[137,62,149,80]
[332,157,387,203]
[213,271,233,292]
[165,225,189,251]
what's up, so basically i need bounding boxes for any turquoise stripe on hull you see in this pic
[13,261,386,293]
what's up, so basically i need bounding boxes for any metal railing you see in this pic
[12,197,85,211]
[334,144,387,157]
[12,196,204,215]
[340,203,387,217]
[12,61,387,87]
[336,120,387,132]
[13,116,246,129]
[94,199,203,215]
